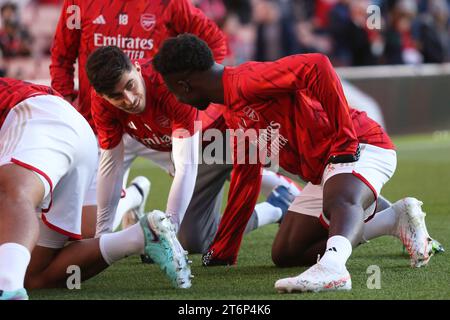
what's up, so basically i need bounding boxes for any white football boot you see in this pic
[393,197,434,267]
[275,262,351,293]
[140,210,193,288]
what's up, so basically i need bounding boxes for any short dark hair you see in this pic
[153,33,214,76]
[86,46,133,95]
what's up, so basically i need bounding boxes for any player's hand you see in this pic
[201,249,234,267]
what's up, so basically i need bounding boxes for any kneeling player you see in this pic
[152,34,438,291]
[0,79,191,300]
[85,46,300,255]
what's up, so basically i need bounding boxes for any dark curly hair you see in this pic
[153,33,214,76]
[86,46,133,96]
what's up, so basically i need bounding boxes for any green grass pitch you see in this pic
[30,133,450,300]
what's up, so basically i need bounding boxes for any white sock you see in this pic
[363,206,398,241]
[261,171,301,197]
[255,202,282,227]
[99,221,146,265]
[319,236,352,272]
[112,184,143,231]
[0,243,31,291]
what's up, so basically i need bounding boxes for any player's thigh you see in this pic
[0,164,45,207]
[323,173,375,217]
[322,144,397,220]
[0,95,97,212]
[272,183,328,259]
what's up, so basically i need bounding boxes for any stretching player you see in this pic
[86,46,298,255]
[152,34,436,292]
[0,79,191,300]
[50,0,296,239]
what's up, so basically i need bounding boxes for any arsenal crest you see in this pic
[243,106,260,122]
[140,14,156,31]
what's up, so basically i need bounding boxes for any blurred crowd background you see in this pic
[0,0,449,79]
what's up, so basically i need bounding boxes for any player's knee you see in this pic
[272,248,308,268]
[271,240,303,268]
[178,234,210,254]
[271,246,290,267]
[323,195,360,220]
[24,273,45,289]
[0,182,34,209]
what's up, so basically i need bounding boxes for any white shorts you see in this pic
[36,215,69,249]
[0,95,98,240]
[289,144,397,228]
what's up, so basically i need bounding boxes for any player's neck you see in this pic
[208,63,225,104]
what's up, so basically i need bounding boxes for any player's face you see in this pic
[162,73,210,110]
[102,63,146,114]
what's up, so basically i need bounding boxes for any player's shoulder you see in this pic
[90,89,115,113]
[224,61,261,77]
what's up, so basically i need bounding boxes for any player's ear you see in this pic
[178,80,191,93]
[134,61,141,74]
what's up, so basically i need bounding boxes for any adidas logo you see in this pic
[93,15,106,24]
[326,247,337,252]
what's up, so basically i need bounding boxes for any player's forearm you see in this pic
[165,132,199,230]
[207,163,262,264]
[165,164,197,230]
[49,65,76,97]
[95,143,125,237]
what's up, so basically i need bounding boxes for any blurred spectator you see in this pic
[253,0,300,61]
[295,19,332,54]
[328,0,380,66]
[193,0,227,27]
[193,0,254,65]
[412,0,449,63]
[0,0,447,80]
[26,0,62,56]
[289,1,333,55]
[0,51,6,76]
[383,0,423,64]
[223,11,256,64]
[313,0,338,28]
[0,2,32,57]
[224,0,253,24]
